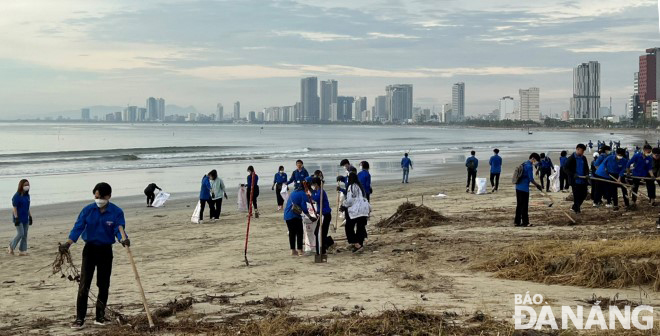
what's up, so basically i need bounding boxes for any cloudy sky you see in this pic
[0,0,657,118]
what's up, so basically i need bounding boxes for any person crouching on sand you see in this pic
[143,183,161,207]
[283,181,316,256]
[339,172,370,253]
[8,179,32,256]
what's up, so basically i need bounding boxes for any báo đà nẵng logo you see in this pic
[513,292,654,330]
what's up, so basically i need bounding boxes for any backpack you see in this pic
[467,159,475,170]
[512,163,525,184]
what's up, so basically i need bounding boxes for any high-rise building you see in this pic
[138,107,148,121]
[233,101,241,120]
[374,96,387,121]
[114,111,122,122]
[81,108,90,121]
[294,102,302,122]
[354,97,367,121]
[441,103,452,123]
[248,111,256,122]
[570,61,600,120]
[282,106,294,122]
[386,84,413,123]
[157,98,165,121]
[519,88,540,121]
[147,97,158,121]
[216,103,224,121]
[499,96,514,120]
[336,96,355,121]
[123,106,138,122]
[451,83,465,122]
[320,80,338,121]
[300,77,319,121]
[639,48,660,119]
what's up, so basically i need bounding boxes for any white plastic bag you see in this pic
[237,185,248,212]
[302,202,316,254]
[190,201,201,223]
[550,165,560,193]
[280,184,289,204]
[152,191,170,208]
[476,178,488,195]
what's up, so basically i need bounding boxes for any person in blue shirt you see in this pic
[489,149,502,192]
[357,161,373,201]
[588,140,593,152]
[59,182,130,330]
[246,166,260,218]
[283,181,315,256]
[310,177,334,255]
[465,151,478,193]
[514,153,542,227]
[198,173,214,224]
[627,144,655,208]
[591,146,611,207]
[595,148,629,210]
[287,160,309,190]
[559,151,569,192]
[9,179,32,256]
[563,144,589,215]
[401,153,413,183]
[537,153,555,192]
[272,166,288,210]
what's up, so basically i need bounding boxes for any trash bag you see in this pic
[550,165,560,192]
[190,201,201,223]
[302,202,316,254]
[476,178,488,195]
[152,191,170,208]
[237,185,248,212]
[280,184,289,204]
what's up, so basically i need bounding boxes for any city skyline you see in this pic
[0,0,655,119]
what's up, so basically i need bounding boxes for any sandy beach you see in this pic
[2,155,660,335]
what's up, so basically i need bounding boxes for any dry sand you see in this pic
[2,157,660,334]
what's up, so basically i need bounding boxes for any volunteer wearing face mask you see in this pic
[287,160,309,190]
[595,148,629,211]
[272,166,288,211]
[58,182,130,330]
[310,177,333,255]
[283,181,315,256]
[591,146,611,207]
[357,161,372,201]
[8,179,32,256]
[246,166,260,218]
[627,144,656,208]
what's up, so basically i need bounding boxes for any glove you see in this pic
[121,238,131,247]
[271,186,275,191]
[339,205,348,212]
[336,186,342,192]
[13,218,19,225]
[336,176,343,182]
[536,185,543,191]
[309,216,318,222]
[29,216,33,225]
[58,242,71,254]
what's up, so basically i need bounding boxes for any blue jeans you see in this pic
[402,168,410,183]
[10,222,29,252]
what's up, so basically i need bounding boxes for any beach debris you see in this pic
[376,202,449,229]
[431,193,448,198]
[578,293,641,310]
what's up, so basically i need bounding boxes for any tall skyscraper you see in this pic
[233,101,241,120]
[294,102,302,122]
[216,103,224,121]
[248,111,256,122]
[138,107,148,121]
[300,77,319,121]
[157,98,165,121]
[354,97,367,121]
[319,79,338,121]
[81,108,90,121]
[336,96,355,121]
[146,97,158,121]
[451,83,465,122]
[123,106,138,122]
[386,84,413,122]
[499,96,514,120]
[639,48,660,119]
[374,96,387,121]
[519,88,540,121]
[570,61,600,120]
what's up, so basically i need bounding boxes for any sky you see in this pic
[0,0,658,119]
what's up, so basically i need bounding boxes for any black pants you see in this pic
[210,198,223,219]
[539,169,551,191]
[77,244,113,321]
[345,215,368,246]
[489,173,500,190]
[514,190,529,225]
[571,183,588,213]
[286,218,304,250]
[632,177,656,203]
[605,180,629,207]
[145,191,155,206]
[466,169,477,192]
[314,213,332,254]
[275,183,284,206]
[592,180,606,205]
[559,171,568,190]
[199,199,215,220]
[246,185,259,210]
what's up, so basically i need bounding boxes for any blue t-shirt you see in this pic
[288,168,309,189]
[357,170,372,195]
[466,156,478,170]
[273,172,288,184]
[574,153,587,184]
[246,174,259,190]
[283,190,310,220]
[515,161,535,192]
[401,157,412,169]
[12,192,30,224]
[68,203,126,245]
[559,156,567,168]
[596,156,628,179]
[199,176,212,200]
[628,152,653,177]
[489,155,502,174]
[311,189,332,215]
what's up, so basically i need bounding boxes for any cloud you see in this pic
[272,30,362,42]
[367,32,420,39]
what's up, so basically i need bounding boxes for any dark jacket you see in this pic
[144,183,161,194]
[563,153,589,186]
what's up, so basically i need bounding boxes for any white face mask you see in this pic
[95,199,108,208]
[23,186,30,192]
[617,155,623,159]
[311,186,317,190]
[359,165,363,170]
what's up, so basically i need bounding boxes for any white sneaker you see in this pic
[605,204,613,208]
